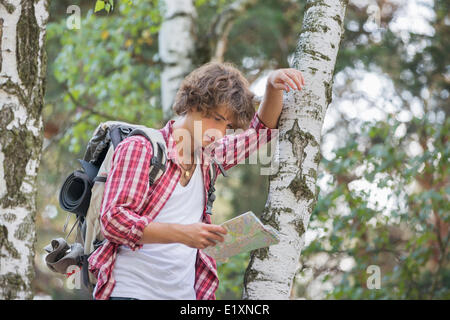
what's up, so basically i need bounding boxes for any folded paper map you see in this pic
[203,211,281,262]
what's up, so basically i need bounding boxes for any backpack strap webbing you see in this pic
[206,158,229,215]
[110,126,134,149]
[206,163,217,215]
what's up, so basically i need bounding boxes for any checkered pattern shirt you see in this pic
[88,112,278,300]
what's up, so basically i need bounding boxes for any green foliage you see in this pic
[95,0,115,13]
[216,252,250,299]
[303,114,449,299]
[46,0,163,153]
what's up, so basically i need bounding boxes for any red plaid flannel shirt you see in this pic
[88,112,278,300]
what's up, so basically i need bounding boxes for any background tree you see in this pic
[159,0,196,118]
[0,0,50,299]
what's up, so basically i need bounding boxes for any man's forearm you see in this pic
[257,83,283,129]
[136,221,228,249]
[137,222,184,245]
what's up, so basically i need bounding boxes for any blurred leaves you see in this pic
[46,0,163,153]
[95,0,114,13]
[302,113,449,299]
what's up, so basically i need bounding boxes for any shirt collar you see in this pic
[159,119,178,162]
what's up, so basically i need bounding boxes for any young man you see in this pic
[88,62,305,300]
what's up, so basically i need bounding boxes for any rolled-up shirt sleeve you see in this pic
[99,136,153,251]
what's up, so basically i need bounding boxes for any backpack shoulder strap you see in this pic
[206,163,217,215]
[205,158,228,215]
[126,128,168,185]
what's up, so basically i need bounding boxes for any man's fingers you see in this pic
[207,224,228,235]
[286,70,303,90]
[199,240,216,249]
[208,232,225,243]
[206,239,217,247]
[281,73,297,91]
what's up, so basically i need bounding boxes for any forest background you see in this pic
[32,0,448,299]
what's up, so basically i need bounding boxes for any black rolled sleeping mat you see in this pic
[59,170,94,217]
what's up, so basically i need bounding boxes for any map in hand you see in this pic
[203,211,281,263]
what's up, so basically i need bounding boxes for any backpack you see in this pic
[44,120,224,293]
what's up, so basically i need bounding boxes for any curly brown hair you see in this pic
[172,61,256,130]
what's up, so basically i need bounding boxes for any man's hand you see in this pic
[181,223,228,249]
[267,68,305,93]
[257,68,306,129]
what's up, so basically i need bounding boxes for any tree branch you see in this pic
[66,90,119,121]
[131,52,159,66]
[207,0,258,62]
[61,82,130,122]
[42,83,133,153]
[42,112,92,153]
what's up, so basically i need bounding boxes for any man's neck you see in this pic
[172,117,197,165]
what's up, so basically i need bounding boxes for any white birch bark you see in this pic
[242,0,348,299]
[0,0,49,299]
[159,0,197,119]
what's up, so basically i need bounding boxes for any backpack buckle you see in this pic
[119,127,132,135]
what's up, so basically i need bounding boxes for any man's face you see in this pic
[191,105,235,149]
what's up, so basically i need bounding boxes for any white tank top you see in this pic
[110,163,204,300]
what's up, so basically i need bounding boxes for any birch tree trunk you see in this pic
[242,0,348,299]
[159,0,197,120]
[0,0,49,299]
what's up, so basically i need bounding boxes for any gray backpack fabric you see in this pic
[45,121,223,293]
